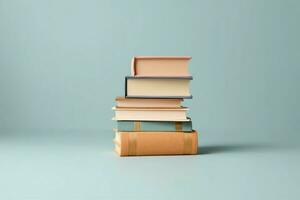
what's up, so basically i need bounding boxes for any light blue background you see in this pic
[0,0,299,199]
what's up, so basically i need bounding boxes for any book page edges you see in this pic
[133,56,192,60]
[115,96,183,101]
[112,107,189,111]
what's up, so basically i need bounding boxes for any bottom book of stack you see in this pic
[113,131,198,156]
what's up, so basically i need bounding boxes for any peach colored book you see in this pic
[131,56,191,77]
[115,96,182,108]
[113,130,198,156]
[112,107,189,121]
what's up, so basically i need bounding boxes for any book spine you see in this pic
[114,131,198,156]
[117,121,192,132]
[131,57,136,76]
[124,77,128,97]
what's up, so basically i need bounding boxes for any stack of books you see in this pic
[113,56,198,156]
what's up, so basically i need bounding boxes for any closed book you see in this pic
[116,120,192,132]
[115,96,183,108]
[131,56,191,77]
[125,76,192,99]
[112,107,189,121]
[113,130,198,156]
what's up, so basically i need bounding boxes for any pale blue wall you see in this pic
[0,0,299,134]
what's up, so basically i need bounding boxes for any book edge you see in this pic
[125,95,193,99]
[125,76,193,80]
[133,56,192,60]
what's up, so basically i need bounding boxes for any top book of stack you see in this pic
[131,56,191,77]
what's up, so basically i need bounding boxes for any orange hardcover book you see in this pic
[131,56,191,77]
[113,130,198,156]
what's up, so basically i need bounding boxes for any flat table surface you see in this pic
[1,130,299,200]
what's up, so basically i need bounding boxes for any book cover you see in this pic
[125,76,193,99]
[114,130,198,156]
[116,119,192,132]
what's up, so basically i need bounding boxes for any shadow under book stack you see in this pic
[113,56,198,156]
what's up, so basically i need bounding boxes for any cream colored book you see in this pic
[112,107,189,121]
[125,76,192,99]
[131,56,191,77]
[115,96,182,108]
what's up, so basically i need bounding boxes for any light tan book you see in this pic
[126,76,192,99]
[115,97,182,108]
[131,56,191,77]
[112,107,189,121]
[113,130,198,156]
